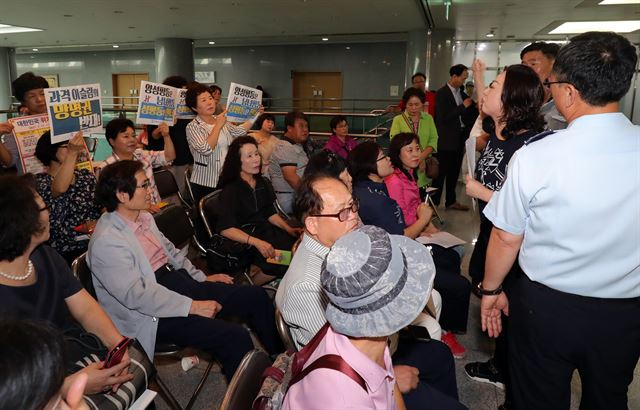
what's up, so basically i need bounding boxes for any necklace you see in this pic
[0,260,34,281]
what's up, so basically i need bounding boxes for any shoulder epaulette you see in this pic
[525,130,555,145]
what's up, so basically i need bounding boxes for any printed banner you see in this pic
[45,84,103,143]
[136,81,177,125]
[226,83,262,123]
[175,88,195,119]
[9,114,50,174]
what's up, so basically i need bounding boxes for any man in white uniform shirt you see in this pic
[480,32,639,410]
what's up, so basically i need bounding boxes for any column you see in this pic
[154,38,194,83]
[405,30,429,90]
[426,29,455,91]
[0,48,17,119]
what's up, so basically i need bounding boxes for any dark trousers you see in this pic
[394,339,467,410]
[432,149,465,207]
[431,245,471,333]
[155,268,281,380]
[508,274,640,410]
[244,223,296,277]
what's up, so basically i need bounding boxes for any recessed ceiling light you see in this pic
[486,32,495,37]
[208,41,215,45]
[32,48,38,51]
[599,0,640,4]
[549,20,640,34]
[321,37,329,41]
[112,45,119,48]
[0,24,42,34]
[345,46,351,50]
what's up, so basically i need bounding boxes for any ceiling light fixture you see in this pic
[322,37,329,41]
[0,24,42,34]
[549,20,640,34]
[209,41,215,44]
[345,46,351,50]
[32,48,38,51]
[444,0,452,21]
[598,0,640,4]
[486,31,495,38]
[112,45,119,48]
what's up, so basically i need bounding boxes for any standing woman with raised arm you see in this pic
[463,64,545,409]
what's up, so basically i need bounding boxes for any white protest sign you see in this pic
[175,88,195,120]
[9,114,49,174]
[226,83,262,123]
[45,84,102,143]
[136,81,177,125]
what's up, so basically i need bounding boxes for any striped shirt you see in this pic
[185,116,246,189]
[275,233,330,349]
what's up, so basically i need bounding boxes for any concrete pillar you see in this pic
[426,28,455,91]
[405,30,429,91]
[0,48,16,112]
[154,38,194,83]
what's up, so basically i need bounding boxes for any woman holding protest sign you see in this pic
[184,82,263,204]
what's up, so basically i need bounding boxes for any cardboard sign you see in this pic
[136,81,177,125]
[226,83,262,123]
[9,114,50,174]
[45,84,102,143]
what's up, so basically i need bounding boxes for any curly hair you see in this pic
[12,72,49,103]
[500,64,545,138]
[304,149,348,181]
[402,87,426,105]
[185,82,213,114]
[0,175,46,261]
[388,133,419,181]
[218,136,261,188]
[95,160,143,212]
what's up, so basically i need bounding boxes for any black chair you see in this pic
[218,350,272,410]
[183,167,195,207]
[153,167,189,208]
[83,136,97,154]
[275,309,297,352]
[154,203,206,255]
[71,252,213,410]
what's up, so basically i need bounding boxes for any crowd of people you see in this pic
[0,31,638,410]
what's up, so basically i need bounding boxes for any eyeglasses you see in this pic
[543,80,573,88]
[136,180,151,189]
[376,154,389,162]
[310,199,359,222]
[39,204,50,212]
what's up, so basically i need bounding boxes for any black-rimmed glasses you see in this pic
[543,79,573,88]
[310,199,359,222]
[376,154,389,162]
[136,180,151,189]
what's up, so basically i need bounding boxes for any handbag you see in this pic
[205,224,256,274]
[64,327,154,410]
[425,156,440,179]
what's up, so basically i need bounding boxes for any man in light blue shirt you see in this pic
[480,32,640,410]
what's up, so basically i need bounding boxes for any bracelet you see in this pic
[477,282,503,296]
[246,234,251,245]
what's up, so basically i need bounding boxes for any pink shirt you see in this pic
[123,212,169,271]
[323,134,358,160]
[385,168,421,226]
[283,326,397,410]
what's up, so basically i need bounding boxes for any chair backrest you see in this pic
[219,349,272,410]
[275,309,298,352]
[83,136,97,154]
[153,168,179,199]
[199,189,223,239]
[153,204,194,249]
[183,167,195,206]
[71,252,97,299]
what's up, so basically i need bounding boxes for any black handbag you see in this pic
[205,224,256,274]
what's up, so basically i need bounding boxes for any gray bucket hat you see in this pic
[321,224,436,338]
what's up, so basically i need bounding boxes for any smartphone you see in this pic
[103,337,133,369]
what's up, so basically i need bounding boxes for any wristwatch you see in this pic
[477,282,503,296]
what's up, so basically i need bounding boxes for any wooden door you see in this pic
[112,73,149,107]
[292,72,343,113]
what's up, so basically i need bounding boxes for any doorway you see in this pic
[291,71,343,113]
[112,73,149,108]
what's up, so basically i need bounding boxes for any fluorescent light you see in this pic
[32,48,38,51]
[486,32,495,37]
[208,41,215,45]
[0,24,41,34]
[549,20,640,34]
[321,37,329,41]
[112,45,119,48]
[599,0,640,5]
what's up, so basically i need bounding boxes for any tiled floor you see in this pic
[153,185,639,409]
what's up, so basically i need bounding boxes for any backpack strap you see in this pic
[289,354,367,391]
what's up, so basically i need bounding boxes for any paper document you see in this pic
[128,389,157,410]
[416,232,466,248]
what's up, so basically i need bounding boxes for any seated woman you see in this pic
[390,87,438,193]
[385,133,471,359]
[97,117,175,213]
[303,149,352,192]
[34,131,101,265]
[0,175,139,407]
[323,115,358,160]
[0,319,88,410]
[248,113,279,176]
[216,136,301,278]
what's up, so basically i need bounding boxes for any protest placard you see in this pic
[226,83,262,123]
[9,114,50,174]
[136,81,177,125]
[45,84,103,143]
[175,88,195,120]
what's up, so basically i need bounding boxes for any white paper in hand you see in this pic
[416,231,466,248]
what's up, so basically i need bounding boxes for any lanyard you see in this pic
[402,112,419,134]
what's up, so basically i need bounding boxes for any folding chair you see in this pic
[183,168,195,207]
[71,253,215,410]
[275,309,298,352]
[219,350,272,410]
[153,167,189,208]
[153,204,206,255]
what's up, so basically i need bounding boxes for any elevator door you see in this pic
[292,71,343,113]
[112,73,149,107]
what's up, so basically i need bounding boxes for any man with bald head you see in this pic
[276,174,466,410]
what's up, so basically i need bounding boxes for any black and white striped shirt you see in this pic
[185,116,247,188]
